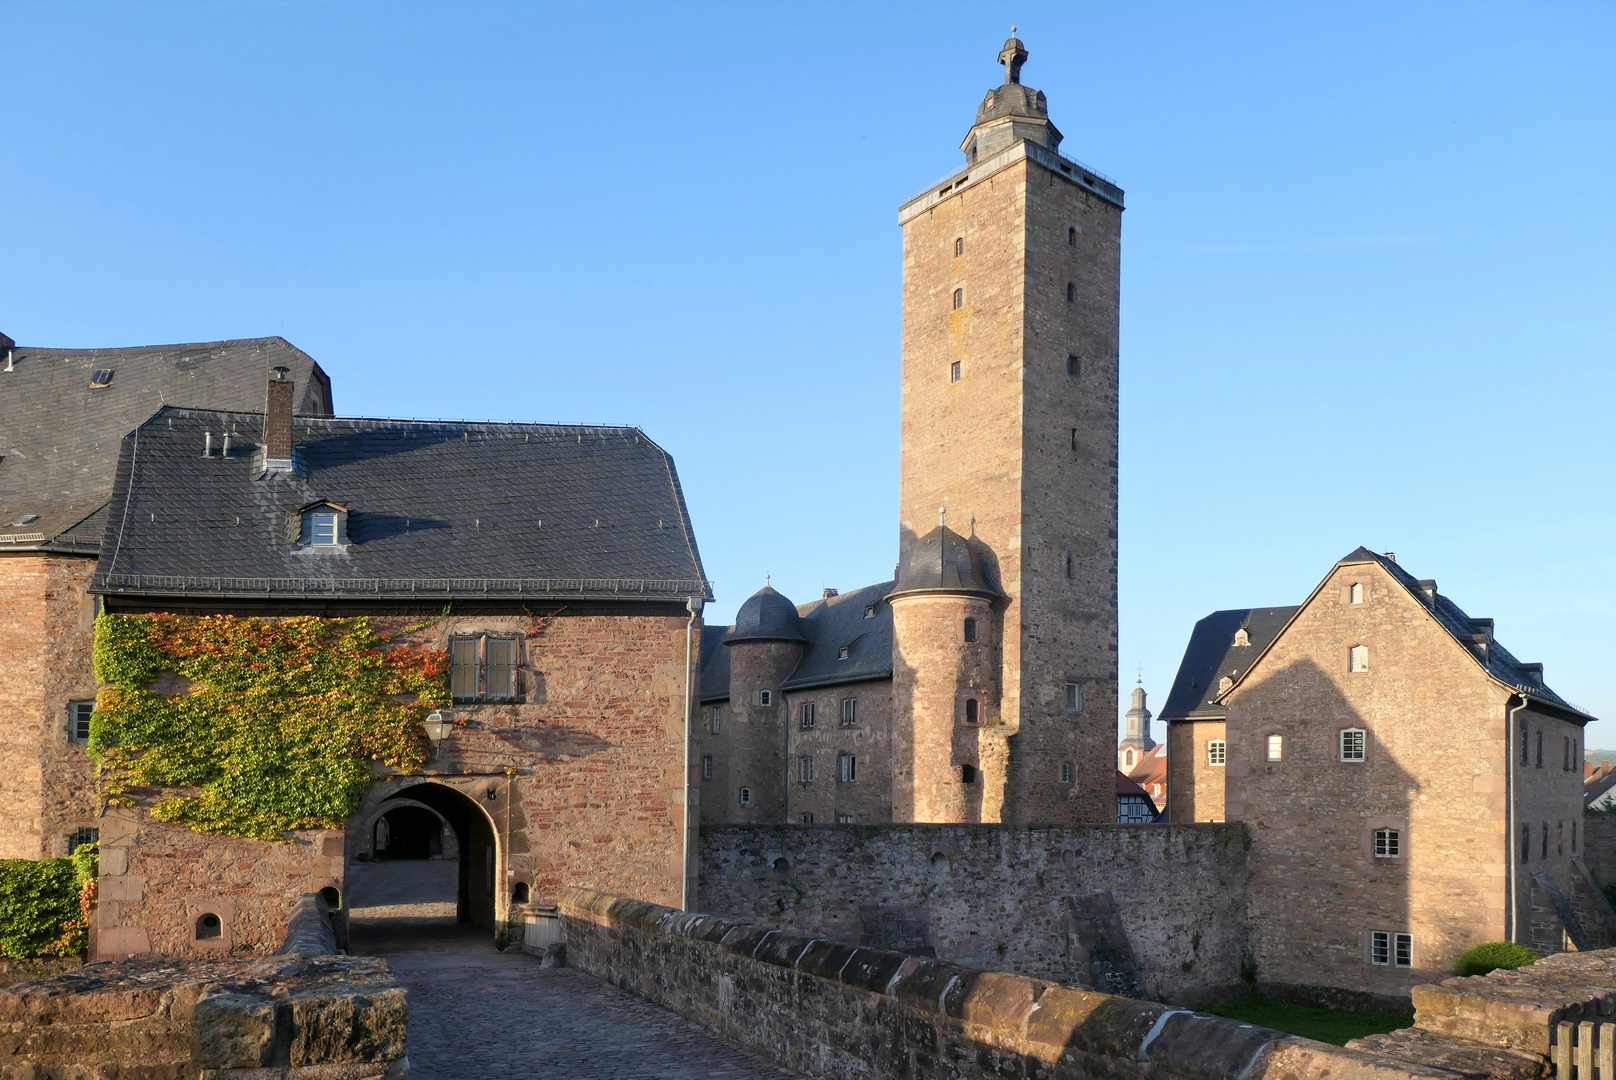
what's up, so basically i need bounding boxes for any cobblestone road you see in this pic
[359,920,804,1078]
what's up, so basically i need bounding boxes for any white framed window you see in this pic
[799,812,814,824]
[841,698,857,726]
[1350,582,1364,604]
[840,754,857,782]
[1207,740,1227,767]
[1374,828,1400,858]
[758,689,772,707]
[701,755,712,780]
[1064,681,1083,714]
[710,707,722,734]
[68,701,94,743]
[1060,762,1073,785]
[1395,933,1412,967]
[799,756,814,783]
[1340,728,1366,762]
[950,361,962,382]
[450,635,519,700]
[1266,734,1283,762]
[310,512,338,545]
[800,702,816,729]
[837,813,855,824]
[952,288,963,310]
[1350,645,1369,672]
[1370,931,1390,965]
[738,787,752,807]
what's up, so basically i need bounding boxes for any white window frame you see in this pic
[710,707,722,734]
[1374,828,1400,858]
[1340,728,1366,762]
[1064,681,1083,714]
[800,702,816,729]
[840,754,857,783]
[841,698,857,726]
[837,813,855,824]
[1265,734,1283,762]
[1060,762,1073,785]
[1207,740,1227,767]
[1370,930,1391,965]
[701,755,712,780]
[799,756,814,783]
[1395,933,1413,968]
[68,701,94,743]
[758,689,772,707]
[1350,645,1369,673]
[738,787,751,807]
[309,511,339,546]
[1350,582,1364,604]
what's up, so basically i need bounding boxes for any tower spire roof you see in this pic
[961,34,1062,164]
[999,31,1027,84]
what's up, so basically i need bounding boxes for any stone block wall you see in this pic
[698,821,1250,1004]
[780,676,897,826]
[0,954,407,1077]
[562,885,1581,1080]
[97,809,343,960]
[0,554,100,860]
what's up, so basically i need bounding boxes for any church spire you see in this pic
[961,34,1063,164]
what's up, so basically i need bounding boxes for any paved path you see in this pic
[352,902,804,1078]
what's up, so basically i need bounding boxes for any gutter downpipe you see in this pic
[1507,692,1531,943]
[683,596,702,911]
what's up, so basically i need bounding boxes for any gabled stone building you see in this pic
[1165,548,1596,1007]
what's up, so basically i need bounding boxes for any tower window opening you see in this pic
[961,763,977,784]
[1124,748,1135,767]
[1542,821,1549,859]
[1067,355,1081,378]
[963,617,977,642]
[1068,226,1077,245]
[950,361,962,383]
[955,237,963,256]
[1071,428,1078,450]
[1065,552,1075,579]
[702,755,712,780]
[758,689,772,707]
[738,787,752,807]
[1066,282,1075,302]
[1350,582,1364,604]
[1064,681,1083,714]
[1060,762,1073,784]
[964,698,979,725]
[953,288,963,310]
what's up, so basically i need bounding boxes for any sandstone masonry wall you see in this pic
[698,821,1249,1004]
[0,554,100,859]
[781,677,896,825]
[1167,718,1227,823]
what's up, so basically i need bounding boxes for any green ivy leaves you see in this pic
[91,614,450,841]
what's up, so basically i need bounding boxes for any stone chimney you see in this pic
[265,366,294,467]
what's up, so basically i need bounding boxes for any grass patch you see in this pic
[1203,998,1411,1046]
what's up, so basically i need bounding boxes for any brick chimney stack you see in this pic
[266,366,294,463]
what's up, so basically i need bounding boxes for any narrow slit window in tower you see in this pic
[950,361,961,383]
[964,699,979,725]
[953,288,963,309]
[1067,355,1080,377]
[963,617,977,642]
[1066,282,1075,302]
[1068,226,1077,245]
[955,237,963,256]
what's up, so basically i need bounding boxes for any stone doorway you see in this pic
[347,782,500,954]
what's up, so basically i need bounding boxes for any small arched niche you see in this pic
[195,913,223,941]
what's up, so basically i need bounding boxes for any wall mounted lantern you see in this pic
[423,710,452,756]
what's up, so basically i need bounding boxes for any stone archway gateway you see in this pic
[346,777,508,950]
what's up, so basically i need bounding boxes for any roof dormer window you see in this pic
[295,501,349,550]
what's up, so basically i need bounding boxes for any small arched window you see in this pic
[964,699,979,725]
[195,913,222,940]
[1067,226,1077,245]
[954,237,964,256]
[963,617,977,643]
[512,881,530,904]
[1067,355,1081,378]
[1124,749,1135,767]
[953,288,964,309]
[1065,552,1075,579]
[1066,282,1075,302]
[1350,583,1364,604]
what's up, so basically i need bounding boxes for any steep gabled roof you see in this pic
[0,337,331,552]
[93,407,710,602]
[1160,606,1299,722]
[1215,548,1592,722]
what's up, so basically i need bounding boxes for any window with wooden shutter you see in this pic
[450,635,519,701]
[451,638,480,699]
[485,638,517,699]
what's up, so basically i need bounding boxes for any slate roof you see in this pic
[889,525,1001,600]
[0,337,330,552]
[1159,606,1299,721]
[1332,547,1589,718]
[698,580,897,700]
[728,585,809,644]
[92,407,710,602]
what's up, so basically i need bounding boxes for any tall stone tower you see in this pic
[893,35,1122,824]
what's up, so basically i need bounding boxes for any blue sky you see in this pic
[3,1,1612,744]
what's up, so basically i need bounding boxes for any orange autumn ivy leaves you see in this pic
[91,614,450,841]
